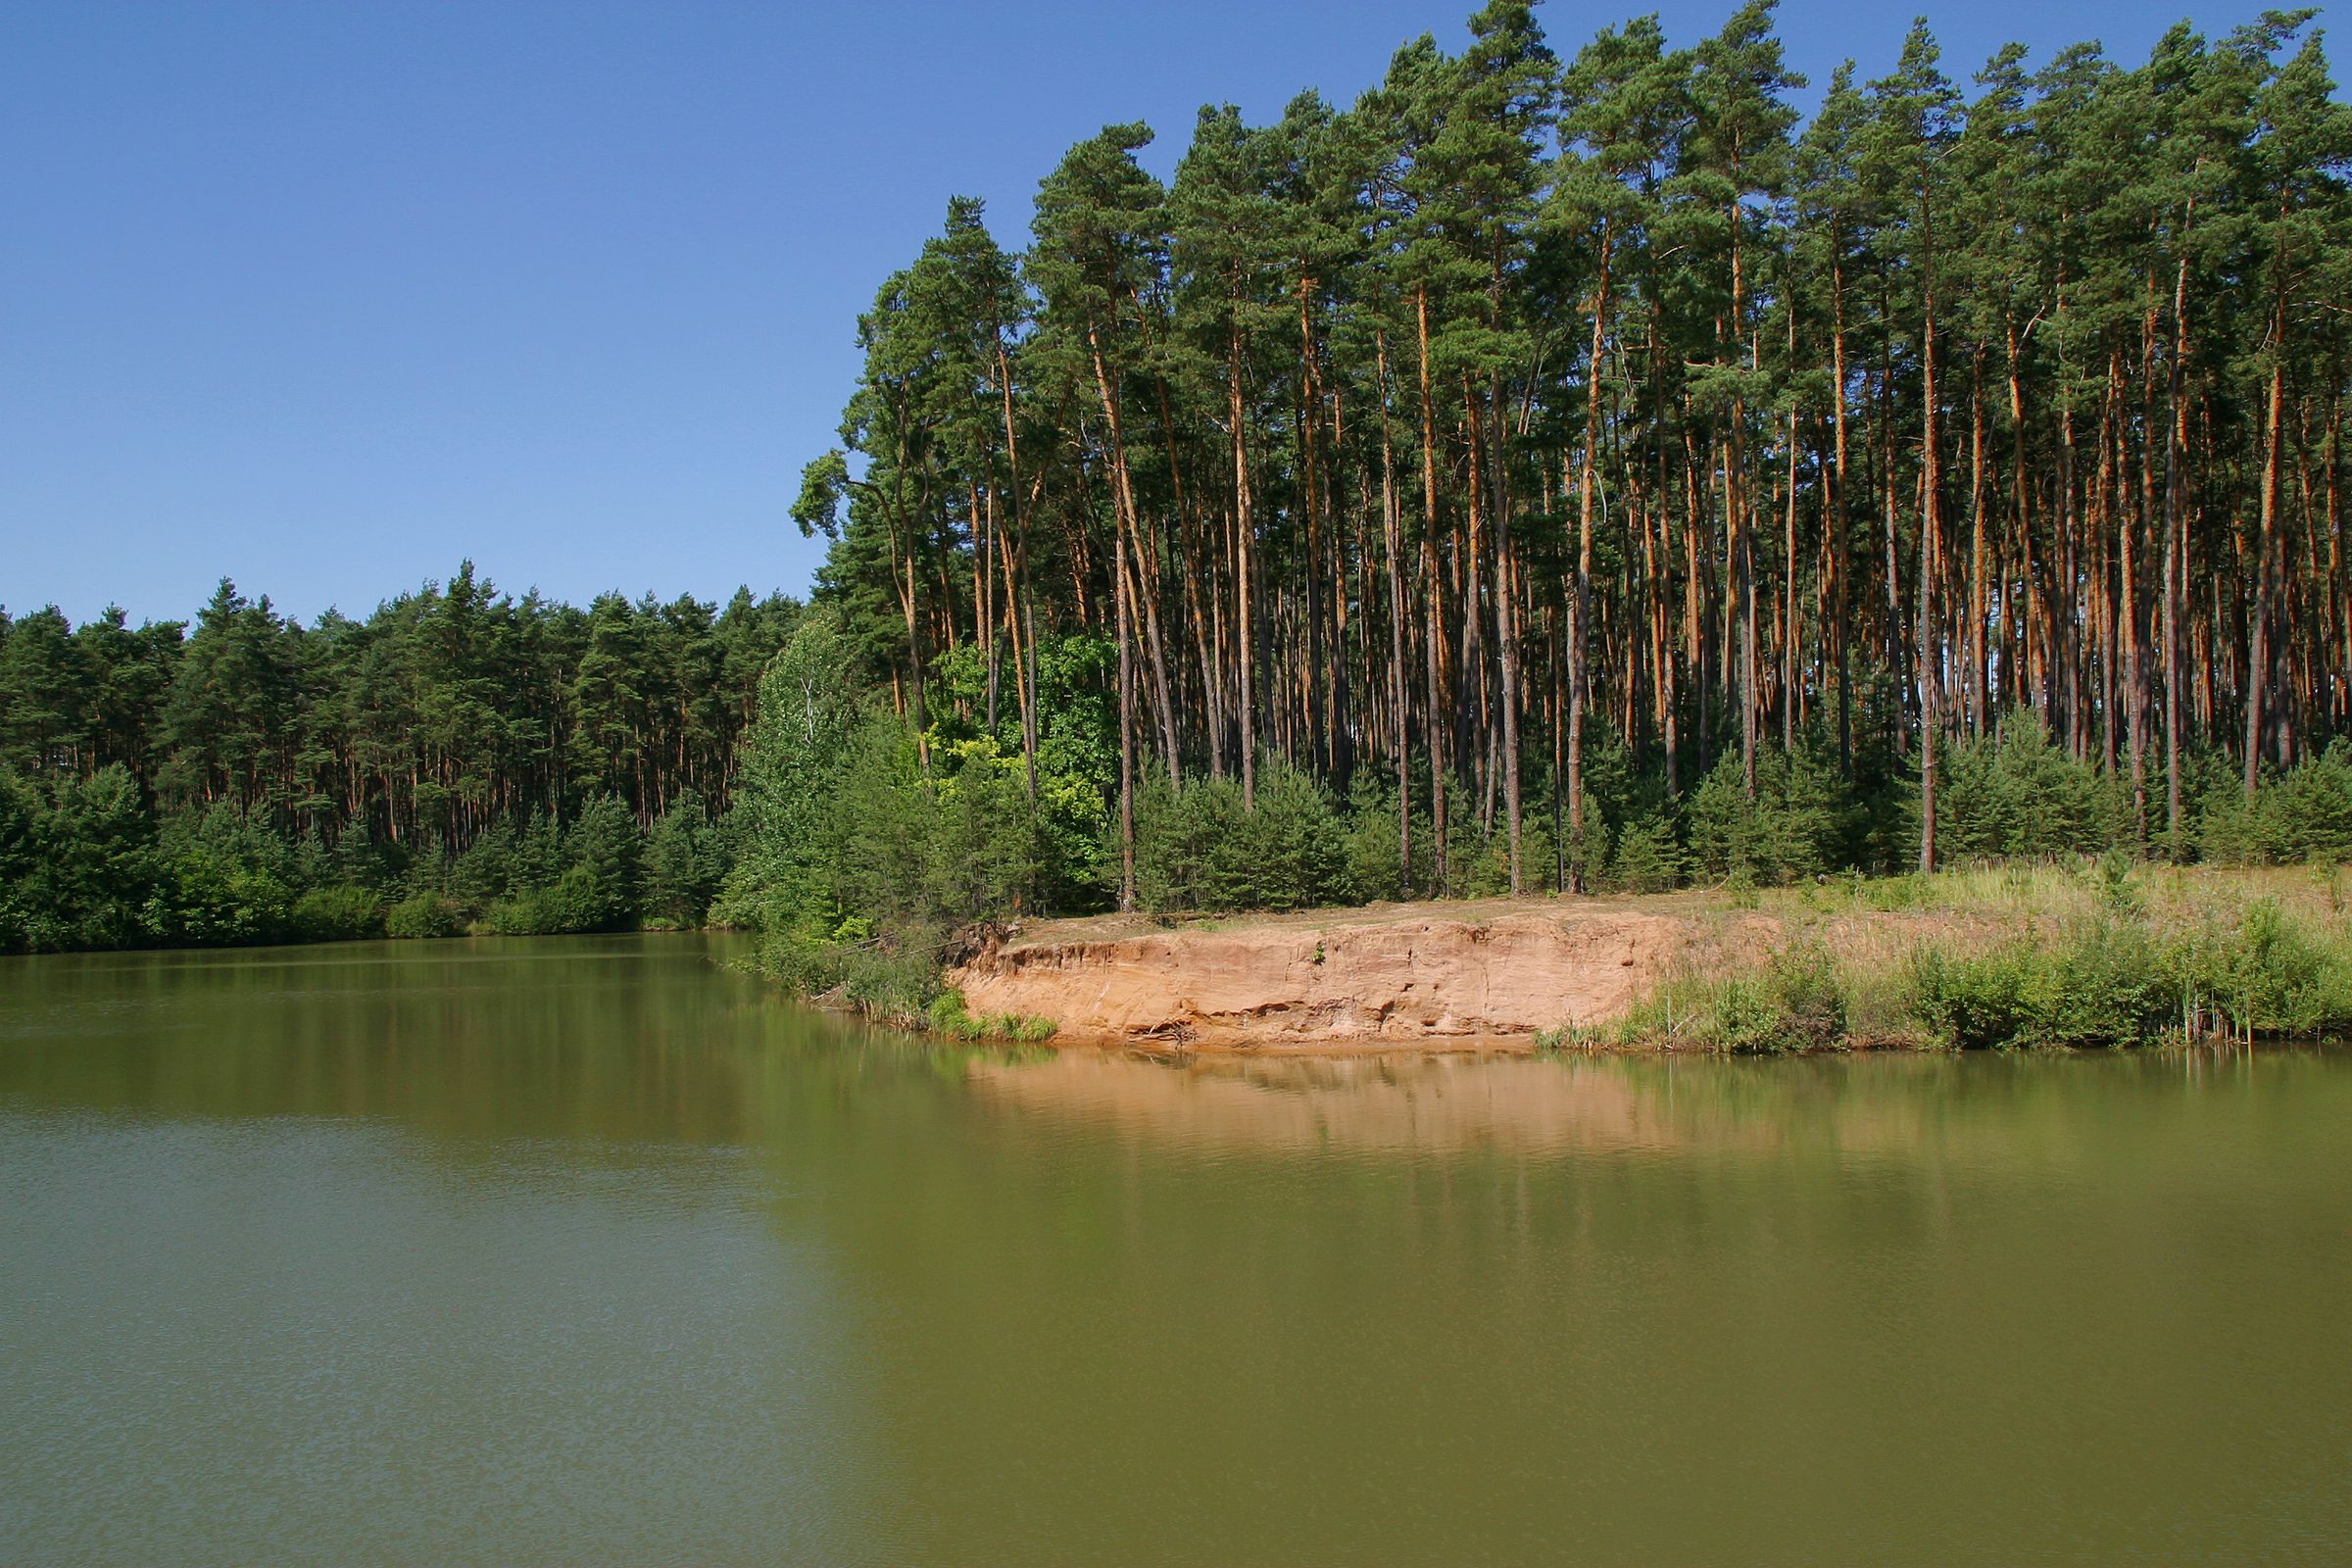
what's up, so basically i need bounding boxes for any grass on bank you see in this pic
[924,991,1058,1045]
[1544,859,2352,1054]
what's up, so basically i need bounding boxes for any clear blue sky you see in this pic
[1,0,2266,626]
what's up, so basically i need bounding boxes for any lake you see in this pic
[3,934,2347,1564]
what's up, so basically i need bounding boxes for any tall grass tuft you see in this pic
[923,990,1058,1044]
[1559,940,1849,1054]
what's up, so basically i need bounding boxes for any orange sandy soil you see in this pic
[945,893,2005,1053]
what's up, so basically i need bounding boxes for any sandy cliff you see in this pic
[946,900,1714,1049]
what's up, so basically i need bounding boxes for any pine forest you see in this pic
[12,0,2352,959]
[790,0,2352,913]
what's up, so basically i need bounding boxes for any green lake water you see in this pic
[2,933,2347,1565]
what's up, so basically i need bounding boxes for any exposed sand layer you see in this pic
[947,898,1741,1050]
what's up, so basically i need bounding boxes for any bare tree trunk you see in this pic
[1377,330,1411,896]
[1918,230,1942,876]
[1569,224,1609,891]
[1416,284,1448,894]
[1493,394,1523,896]
[2247,324,2285,800]
[1231,327,1257,808]
[1115,524,1137,910]
[2163,258,2187,849]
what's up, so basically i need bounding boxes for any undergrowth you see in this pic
[924,991,1059,1044]
[1544,941,1846,1054]
[1548,859,2352,1054]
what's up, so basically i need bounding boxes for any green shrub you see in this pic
[1607,813,1682,893]
[0,764,159,952]
[449,823,516,907]
[749,923,942,1021]
[2201,746,2352,865]
[1249,763,1351,909]
[1910,916,2175,1050]
[1588,941,1848,1054]
[481,864,621,935]
[1908,945,2045,1050]
[1685,746,1843,886]
[567,795,642,922]
[385,892,465,939]
[2169,900,2352,1038]
[1936,713,2117,862]
[289,885,384,941]
[923,989,1058,1043]
[152,853,292,947]
[1337,778,1417,903]
[1133,773,1244,910]
[1453,805,1556,899]
[645,793,726,926]
[1134,759,1348,912]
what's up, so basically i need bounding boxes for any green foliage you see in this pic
[289,885,384,942]
[1338,776,1416,903]
[1563,866,2352,1055]
[1903,858,2174,1049]
[1607,812,1683,893]
[716,610,863,932]
[482,869,598,936]
[1911,916,2177,1050]
[1685,746,1844,885]
[1133,760,1349,913]
[923,990,1059,1044]
[2168,900,2352,1039]
[161,859,294,949]
[1584,941,1849,1054]
[726,621,1064,1015]
[449,822,517,907]
[644,793,727,927]
[749,925,944,1022]
[0,566,797,954]
[474,801,644,935]
[385,893,465,939]
[0,764,159,951]
[928,633,1117,907]
[1935,713,2121,862]
[1455,804,1557,900]
[565,794,642,927]
[2199,745,2352,865]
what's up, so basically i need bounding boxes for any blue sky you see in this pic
[2,0,2271,626]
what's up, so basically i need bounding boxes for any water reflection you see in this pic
[3,937,2348,1566]
[961,1036,2339,1171]
[966,1049,1689,1156]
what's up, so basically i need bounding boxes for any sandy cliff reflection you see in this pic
[964,1049,1784,1157]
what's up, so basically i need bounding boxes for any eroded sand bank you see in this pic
[947,898,1766,1050]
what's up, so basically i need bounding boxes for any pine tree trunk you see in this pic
[1416,284,1448,893]
[1569,224,1609,891]
[1918,228,1941,877]
[1377,330,1411,896]
[1232,326,1257,809]
[2247,328,2285,799]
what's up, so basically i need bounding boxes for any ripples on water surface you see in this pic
[2,935,2347,1565]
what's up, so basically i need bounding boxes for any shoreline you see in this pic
[933,867,2352,1055]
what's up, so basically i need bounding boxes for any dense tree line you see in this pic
[0,567,799,951]
[793,0,2352,910]
[18,0,2352,966]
